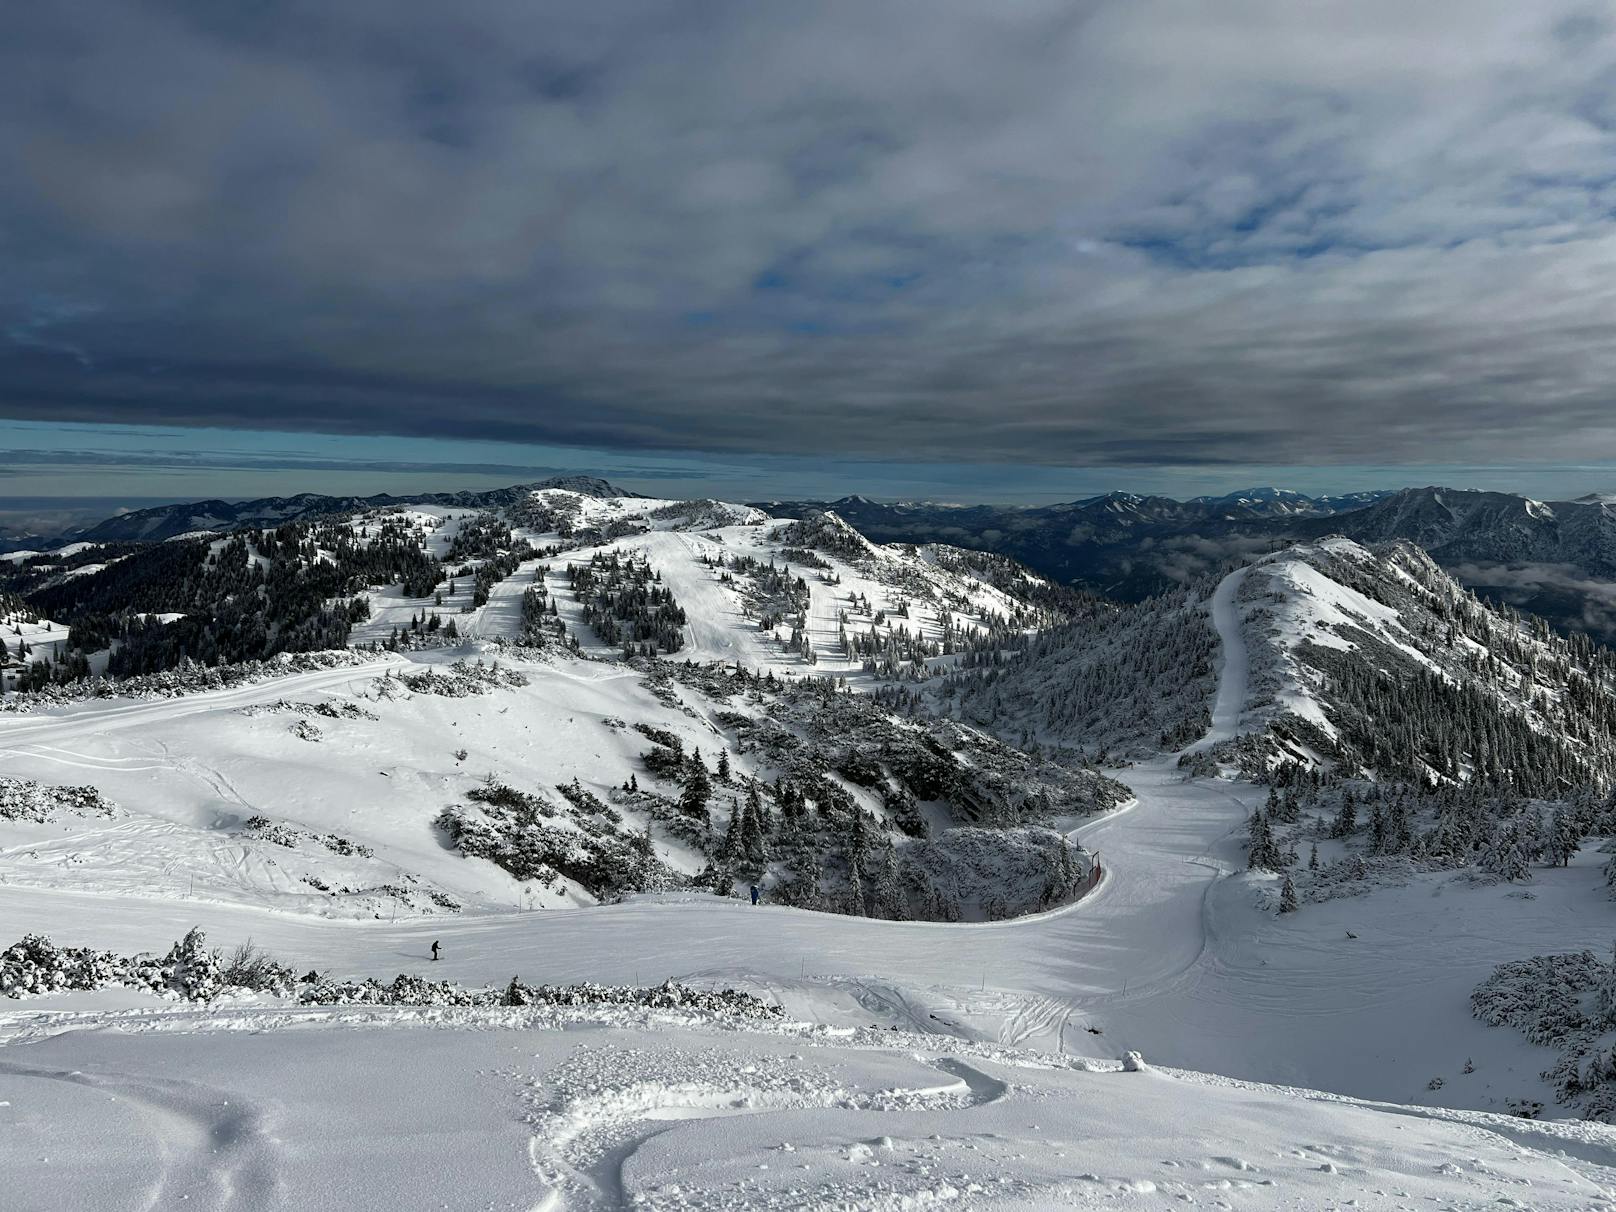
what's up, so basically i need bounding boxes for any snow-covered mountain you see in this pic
[1186,485,1369,516]
[1294,485,1615,564]
[0,487,1123,925]
[52,480,1616,642]
[64,475,634,543]
[757,488,1390,602]
[1221,536,1616,791]
[760,484,1616,643]
[16,493,1616,1200]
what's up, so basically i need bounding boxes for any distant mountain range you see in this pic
[42,477,633,545]
[754,487,1391,599]
[758,486,1616,643]
[14,480,1616,642]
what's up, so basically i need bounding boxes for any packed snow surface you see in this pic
[6,565,1616,1208]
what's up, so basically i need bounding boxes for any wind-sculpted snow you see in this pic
[8,1013,1612,1210]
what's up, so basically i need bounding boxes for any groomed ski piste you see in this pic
[5,564,1616,1209]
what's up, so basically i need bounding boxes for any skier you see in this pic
[749,884,760,906]
[430,940,440,961]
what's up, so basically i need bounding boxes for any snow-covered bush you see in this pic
[238,699,378,721]
[241,814,374,858]
[298,972,782,1018]
[900,827,1095,921]
[1472,948,1616,1120]
[0,777,117,823]
[0,650,381,713]
[1,934,126,997]
[437,789,673,899]
[2,928,265,1002]
[219,939,296,996]
[160,927,223,1000]
[397,659,528,697]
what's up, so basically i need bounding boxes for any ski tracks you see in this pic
[0,1056,285,1210]
[520,1042,1010,1210]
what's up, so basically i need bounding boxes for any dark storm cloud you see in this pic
[6,2,1616,466]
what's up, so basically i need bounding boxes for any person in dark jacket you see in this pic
[431,940,440,961]
[749,885,760,906]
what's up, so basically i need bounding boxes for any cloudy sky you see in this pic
[7,1,1616,513]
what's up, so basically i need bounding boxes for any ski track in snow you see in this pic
[1193,564,1249,751]
[0,1055,285,1209]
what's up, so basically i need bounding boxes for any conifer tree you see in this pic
[680,759,712,824]
[1330,790,1357,838]
[741,799,768,874]
[1247,809,1284,871]
[1279,874,1299,914]
[1546,805,1582,868]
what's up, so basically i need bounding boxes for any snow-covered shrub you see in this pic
[239,699,379,721]
[219,940,296,996]
[0,777,118,823]
[297,973,782,1018]
[0,650,381,713]
[437,790,673,899]
[241,815,375,858]
[397,659,528,697]
[900,827,1094,921]
[1,934,125,997]
[161,928,223,1000]
[1472,951,1604,1046]
[2,928,274,1002]
[1472,948,1616,1120]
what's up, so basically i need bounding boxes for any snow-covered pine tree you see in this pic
[740,799,768,875]
[719,800,743,871]
[1598,942,1616,1028]
[633,825,656,892]
[1279,875,1298,914]
[1546,805,1583,868]
[680,759,711,824]
[1478,816,1533,882]
[1247,808,1285,871]
[1329,790,1357,838]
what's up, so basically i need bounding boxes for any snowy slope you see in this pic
[8,566,1616,1207]
[508,495,1062,679]
[4,568,1608,1115]
[7,1010,1615,1211]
